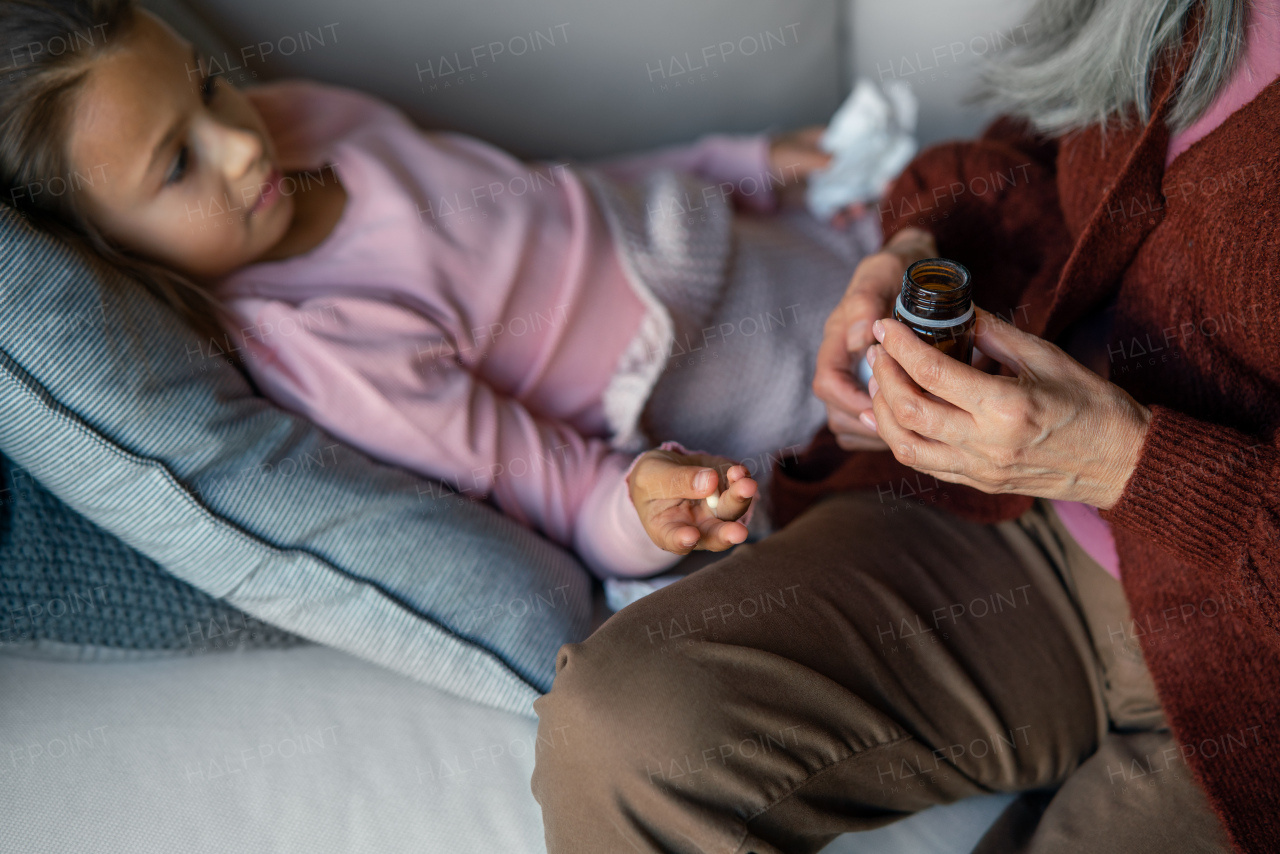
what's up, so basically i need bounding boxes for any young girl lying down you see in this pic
[1,1,880,577]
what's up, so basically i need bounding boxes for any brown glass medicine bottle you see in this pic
[893,258,974,364]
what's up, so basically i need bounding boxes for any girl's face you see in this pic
[68,11,294,280]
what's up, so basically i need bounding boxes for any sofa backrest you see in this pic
[846,0,1033,146]
[177,0,848,159]
[166,0,1034,157]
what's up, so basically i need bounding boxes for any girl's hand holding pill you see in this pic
[627,448,757,556]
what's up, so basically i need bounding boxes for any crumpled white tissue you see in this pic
[806,77,919,221]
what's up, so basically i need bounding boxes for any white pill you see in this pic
[705,492,719,510]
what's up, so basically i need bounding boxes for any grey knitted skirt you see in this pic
[639,206,880,498]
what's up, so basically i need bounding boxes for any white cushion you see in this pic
[0,643,1014,853]
[0,645,546,853]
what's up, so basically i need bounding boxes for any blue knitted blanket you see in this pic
[0,456,301,654]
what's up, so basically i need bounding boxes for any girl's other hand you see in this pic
[769,126,830,190]
[627,449,757,555]
[830,202,868,230]
[768,129,871,227]
[768,126,829,206]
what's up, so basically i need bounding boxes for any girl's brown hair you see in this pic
[0,0,226,343]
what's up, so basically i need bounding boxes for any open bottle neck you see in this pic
[899,258,973,323]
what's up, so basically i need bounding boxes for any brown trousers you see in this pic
[531,492,1231,853]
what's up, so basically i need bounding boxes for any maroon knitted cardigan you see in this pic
[771,21,1280,854]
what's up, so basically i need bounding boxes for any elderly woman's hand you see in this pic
[862,308,1152,509]
[812,227,938,450]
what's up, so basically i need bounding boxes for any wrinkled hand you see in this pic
[861,308,1151,509]
[628,449,757,555]
[812,227,937,451]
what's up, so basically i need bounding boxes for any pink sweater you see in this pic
[218,81,775,578]
[1050,0,1280,579]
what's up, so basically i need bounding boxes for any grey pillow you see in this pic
[0,205,591,716]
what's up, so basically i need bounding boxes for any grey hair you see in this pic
[978,0,1248,136]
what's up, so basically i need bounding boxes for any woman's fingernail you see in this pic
[860,410,878,431]
[872,319,885,342]
[867,377,879,398]
[866,345,877,368]
[695,470,715,492]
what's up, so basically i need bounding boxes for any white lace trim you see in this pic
[601,264,673,453]
[582,167,731,453]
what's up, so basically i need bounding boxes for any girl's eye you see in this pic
[201,72,218,103]
[166,146,190,185]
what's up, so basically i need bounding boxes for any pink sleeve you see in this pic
[227,294,635,563]
[590,134,778,212]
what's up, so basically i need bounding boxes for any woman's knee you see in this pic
[531,635,672,804]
